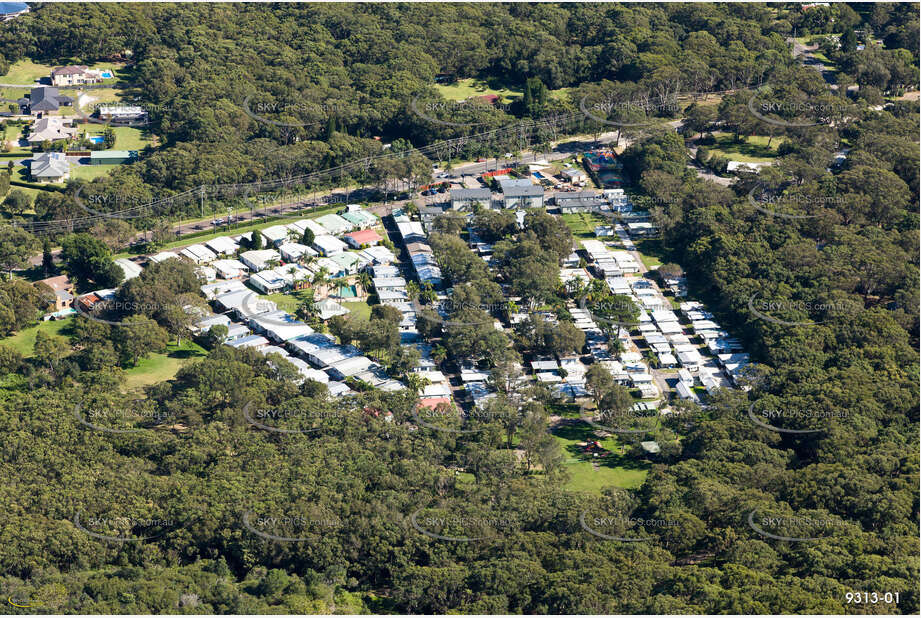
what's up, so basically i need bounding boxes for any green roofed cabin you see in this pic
[90,150,138,165]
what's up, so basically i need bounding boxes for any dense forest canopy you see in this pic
[0,2,918,614]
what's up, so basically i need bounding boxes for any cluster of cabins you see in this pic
[195,277,402,397]
[143,205,389,295]
[573,235,749,406]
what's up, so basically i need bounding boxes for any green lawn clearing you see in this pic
[552,417,651,494]
[122,339,207,391]
[435,78,522,103]
[75,124,154,151]
[69,164,120,181]
[0,59,54,85]
[340,299,372,321]
[707,132,784,163]
[1,317,74,357]
[561,212,610,238]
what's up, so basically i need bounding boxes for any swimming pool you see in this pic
[100,71,113,78]
[533,172,545,179]
[88,136,104,144]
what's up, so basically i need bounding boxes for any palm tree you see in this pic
[311,267,330,297]
[286,228,302,244]
[358,271,372,299]
[405,372,431,396]
[420,282,437,304]
[406,280,420,301]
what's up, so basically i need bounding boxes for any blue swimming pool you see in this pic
[88,136,104,144]
[100,71,113,78]
[533,172,545,179]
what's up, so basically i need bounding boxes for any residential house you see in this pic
[329,251,362,276]
[357,245,396,265]
[226,334,270,350]
[316,298,349,320]
[51,65,102,87]
[343,229,382,249]
[211,259,248,280]
[30,152,69,182]
[204,236,239,256]
[560,168,588,184]
[26,87,72,114]
[27,116,76,145]
[239,249,280,272]
[179,244,217,264]
[249,269,288,294]
[278,242,317,263]
[315,213,353,235]
[148,251,180,264]
[214,289,276,321]
[35,275,74,312]
[260,225,290,247]
[555,191,604,213]
[311,234,347,257]
[249,311,315,343]
[200,279,248,300]
[339,209,377,229]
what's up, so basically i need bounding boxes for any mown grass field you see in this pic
[122,339,208,391]
[552,418,651,493]
[69,164,120,181]
[1,317,74,357]
[706,131,784,162]
[561,212,610,238]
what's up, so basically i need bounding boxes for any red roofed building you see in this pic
[418,396,452,410]
[343,229,383,249]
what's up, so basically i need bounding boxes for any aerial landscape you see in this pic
[0,2,917,615]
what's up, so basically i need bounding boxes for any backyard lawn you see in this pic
[70,164,120,181]
[561,212,609,239]
[341,299,372,321]
[76,124,155,150]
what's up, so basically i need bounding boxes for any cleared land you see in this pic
[706,131,784,162]
[122,339,207,391]
[2,317,73,357]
